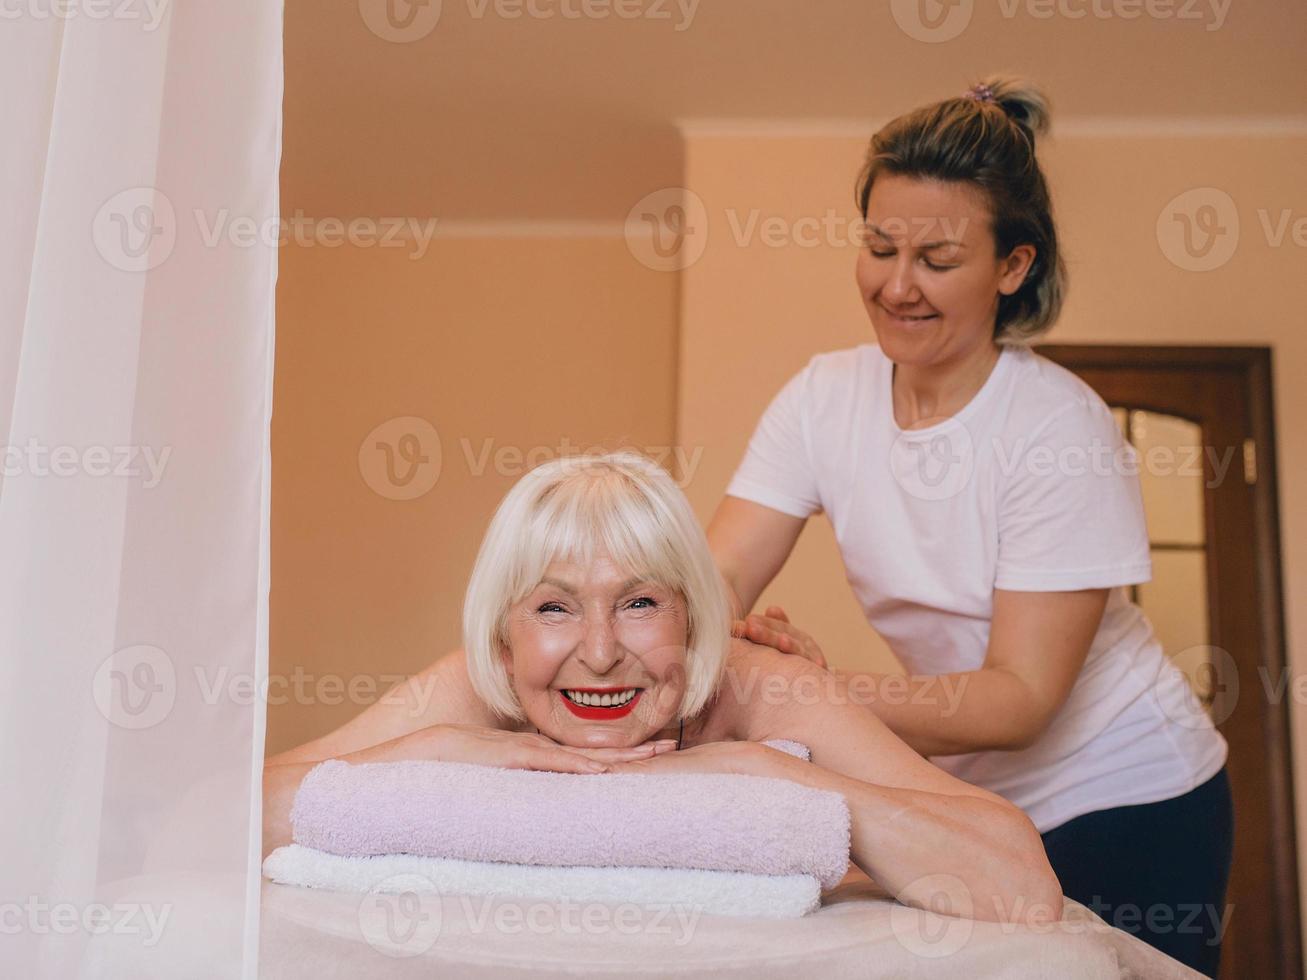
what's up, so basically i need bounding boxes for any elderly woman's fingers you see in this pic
[522,742,683,774]
[563,742,677,762]
[521,745,613,773]
[433,725,683,774]
[605,741,757,776]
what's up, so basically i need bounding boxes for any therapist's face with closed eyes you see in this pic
[500,552,690,749]
[855,173,1035,369]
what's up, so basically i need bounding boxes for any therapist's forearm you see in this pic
[841,666,1048,756]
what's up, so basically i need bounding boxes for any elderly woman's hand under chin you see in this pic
[603,739,797,779]
[421,722,679,773]
[417,720,802,782]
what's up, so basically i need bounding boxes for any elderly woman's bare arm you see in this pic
[264,651,480,855]
[732,645,1062,924]
[262,650,671,855]
[265,649,496,767]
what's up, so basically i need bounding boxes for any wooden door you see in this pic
[1037,344,1299,979]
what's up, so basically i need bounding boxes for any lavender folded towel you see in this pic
[290,740,850,890]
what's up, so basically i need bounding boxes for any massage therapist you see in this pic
[707,76,1231,975]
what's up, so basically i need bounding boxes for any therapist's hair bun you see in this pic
[970,74,1051,142]
[855,73,1066,344]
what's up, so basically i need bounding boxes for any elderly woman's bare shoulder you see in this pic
[265,649,514,766]
[334,648,514,743]
[411,649,524,729]
[700,641,825,741]
[723,639,823,691]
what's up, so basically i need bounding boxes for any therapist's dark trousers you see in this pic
[1039,768,1233,977]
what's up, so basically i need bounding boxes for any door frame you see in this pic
[1037,343,1300,977]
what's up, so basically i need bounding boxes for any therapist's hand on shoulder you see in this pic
[734,606,829,670]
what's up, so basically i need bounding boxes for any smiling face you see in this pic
[855,173,1034,370]
[500,552,690,748]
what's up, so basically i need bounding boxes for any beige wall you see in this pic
[268,234,679,754]
[675,126,1307,940]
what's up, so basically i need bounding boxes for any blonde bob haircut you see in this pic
[462,451,732,724]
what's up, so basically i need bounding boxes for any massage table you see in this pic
[255,874,1202,978]
[73,868,1201,977]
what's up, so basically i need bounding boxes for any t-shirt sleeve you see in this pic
[995,397,1153,591]
[724,363,823,520]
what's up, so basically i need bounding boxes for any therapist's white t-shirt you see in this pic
[727,342,1228,832]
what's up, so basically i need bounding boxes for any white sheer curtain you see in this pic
[1,2,282,977]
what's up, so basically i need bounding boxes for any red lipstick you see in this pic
[559,687,643,720]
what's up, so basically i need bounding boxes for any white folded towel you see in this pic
[263,844,822,919]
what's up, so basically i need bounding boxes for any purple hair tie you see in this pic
[964,83,996,104]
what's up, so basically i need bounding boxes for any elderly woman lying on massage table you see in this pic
[263,451,1062,923]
